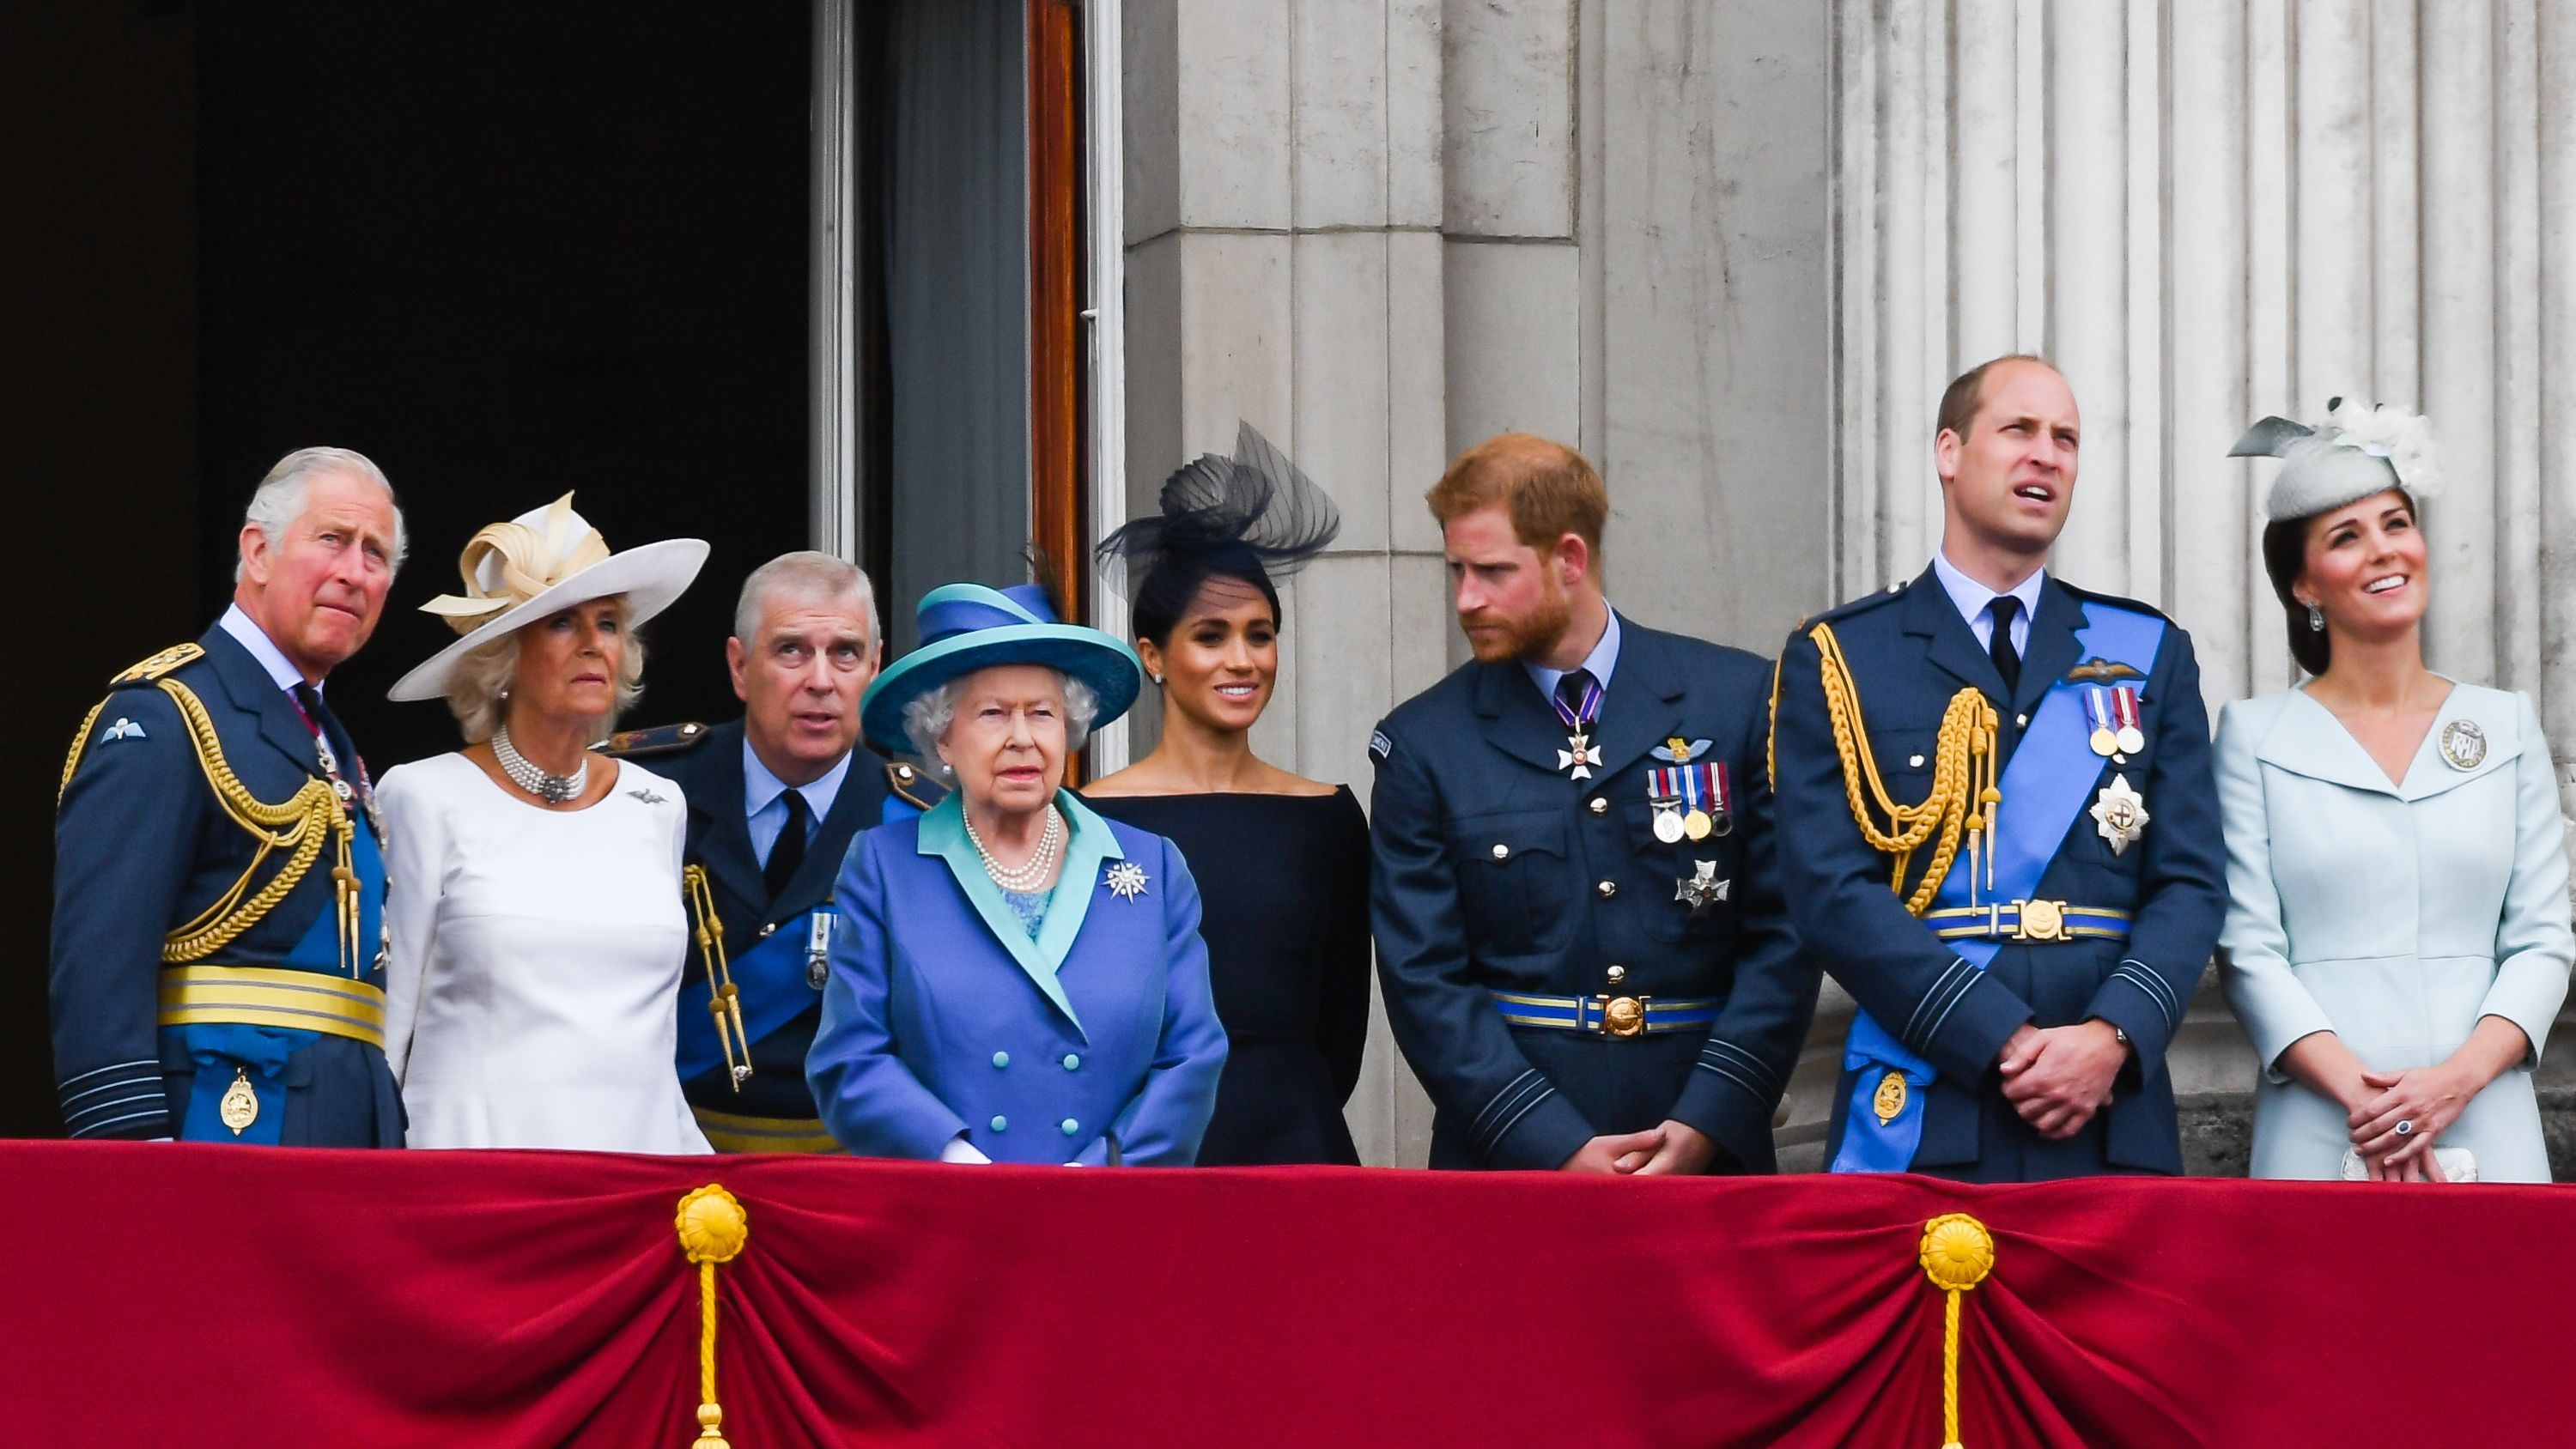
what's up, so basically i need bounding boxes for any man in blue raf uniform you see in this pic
[604,551,945,1152]
[52,447,409,1144]
[1771,355,2227,1181]
[1371,433,1817,1173]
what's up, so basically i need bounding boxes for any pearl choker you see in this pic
[494,722,588,804]
[963,805,1064,892]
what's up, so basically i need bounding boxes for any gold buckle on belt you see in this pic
[2004,898,2067,942]
[1595,995,1648,1038]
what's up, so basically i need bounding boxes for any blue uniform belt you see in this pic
[1491,990,1720,1039]
[157,965,386,1049]
[1919,900,2132,943]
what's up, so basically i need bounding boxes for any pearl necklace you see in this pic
[963,805,1064,892]
[493,722,587,804]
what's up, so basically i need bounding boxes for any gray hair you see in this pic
[443,597,647,745]
[236,446,410,583]
[733,550,878,648]
[902,667,1099,767]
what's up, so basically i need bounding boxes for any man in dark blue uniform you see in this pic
[1371,433,1816,1173]
[1771,355,2227,1181]
[52,447,408,1144]
[605,551,942,1152]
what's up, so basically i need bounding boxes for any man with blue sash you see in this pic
[51,448,408,1145]
[1771,357,2227,1180]
[605,551,944,1153]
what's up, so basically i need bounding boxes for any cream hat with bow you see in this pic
[386,493,709,701]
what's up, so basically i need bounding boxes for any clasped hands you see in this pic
[1996,1019,2128,1139]
[1558,1119,1718,1175]
[2344,1063,2474,1183]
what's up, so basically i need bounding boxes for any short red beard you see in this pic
[1462,573,1574,664]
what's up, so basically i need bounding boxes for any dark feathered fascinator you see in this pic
[1097,421,1341,645]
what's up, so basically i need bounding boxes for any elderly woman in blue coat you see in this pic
[808,582,1227,1164]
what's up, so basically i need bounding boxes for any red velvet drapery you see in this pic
[11,1143,2565,1446]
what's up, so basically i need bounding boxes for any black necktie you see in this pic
[1987,597,2023,696]
[763,789,811,900]
[290,683,355,779]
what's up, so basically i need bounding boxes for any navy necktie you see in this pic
[764,789,811,901]
[1988,596,2023,696]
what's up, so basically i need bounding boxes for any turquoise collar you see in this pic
[919,789,1125,1040]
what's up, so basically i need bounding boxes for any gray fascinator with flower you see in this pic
[2227,397,2442,521]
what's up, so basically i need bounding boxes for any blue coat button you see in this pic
[1062,1053,1080,1070]
[992,1051,1011,1069]
[1060,1118,1079,1136]
[990,1115,1008,1132]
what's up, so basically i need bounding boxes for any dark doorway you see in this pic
[4,3,814,1136]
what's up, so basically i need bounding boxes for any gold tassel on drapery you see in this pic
[675,1185,750,1448]
[1917,1213,1996,1449]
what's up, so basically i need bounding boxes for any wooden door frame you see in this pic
[1028,0,1084,623]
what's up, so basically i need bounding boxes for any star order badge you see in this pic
[2090,773,2149,855]
[1674,859,1730,913]
[1104,860,1150,901]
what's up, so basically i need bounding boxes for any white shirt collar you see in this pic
[1524,605,1624,707]
[742,735,852,825]
[1929,551,2045,647]
[218,603,310,694]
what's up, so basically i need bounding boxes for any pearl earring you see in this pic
[2306,603,2324,633]
[1150,672,1164,686]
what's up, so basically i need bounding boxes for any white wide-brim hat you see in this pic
[387,492,708,701]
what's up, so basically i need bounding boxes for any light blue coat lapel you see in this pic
[917,790,1126,1041]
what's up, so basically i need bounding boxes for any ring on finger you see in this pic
[2394,1119,2415,1137]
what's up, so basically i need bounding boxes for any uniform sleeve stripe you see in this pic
[1916,970,1984,1052]
[69,1106,173,1138]
[64,1091,167,1128]
[1904,960,1971,1046]
[1695,1058,1770,1100]
[57,1059,159,1089]
[1700,1040,1783,1096]
[60,1072,163,1108]
[2111,961,2180,1032]
[1484,1070,1535,1137]
[1483,1085,1558,1155]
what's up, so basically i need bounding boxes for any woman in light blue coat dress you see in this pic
[2218,401,2573,1181]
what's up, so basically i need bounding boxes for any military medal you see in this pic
[1650,802,1686,844]
[1873,1069,1908,1125]
[2090,773,2149,855]
[218,1067,259,1136]
[2439,718,2488,771]
[2082,687,2119,757]
[1550,672,1606,781]
[2111,685,2147,756]
[1674,859,1729,914]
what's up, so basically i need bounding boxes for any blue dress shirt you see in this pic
[744,739,849,870]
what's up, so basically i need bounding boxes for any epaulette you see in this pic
[2055,579,2174,622]
[594,721,711,758]
[1792,579,1911,637]
[887,759,948,811]
[110,642,204,685]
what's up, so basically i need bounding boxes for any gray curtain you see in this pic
[884,0,1029,651]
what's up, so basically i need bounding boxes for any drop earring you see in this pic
[2306,603,2324,633]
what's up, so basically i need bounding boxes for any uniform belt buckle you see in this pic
[2011,898,2069,943]
[1595,994,1649,1038]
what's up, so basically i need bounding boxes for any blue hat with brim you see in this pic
[860,582,1144,755]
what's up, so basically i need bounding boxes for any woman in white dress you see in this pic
[377,494,713,1152]
[2217,401,2573,1181]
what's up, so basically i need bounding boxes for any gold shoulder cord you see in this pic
[1803,621,2002,917]
[58,674,359,973]
[683,864,752,1089]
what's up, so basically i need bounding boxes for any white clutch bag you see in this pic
[2341,1146,2478,1182]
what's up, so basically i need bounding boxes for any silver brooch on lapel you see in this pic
[2439,718,2488,771]
[1104,861,1150,900]
[626,787,668,805]
[2090,773,2149,855]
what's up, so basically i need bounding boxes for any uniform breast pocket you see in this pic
[1450,809,1574,957]
[1868,727,1944,803]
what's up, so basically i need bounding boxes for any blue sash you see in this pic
[173,811,386,1145]
[674,910,830,1082]
[1830,603,2166,1173]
